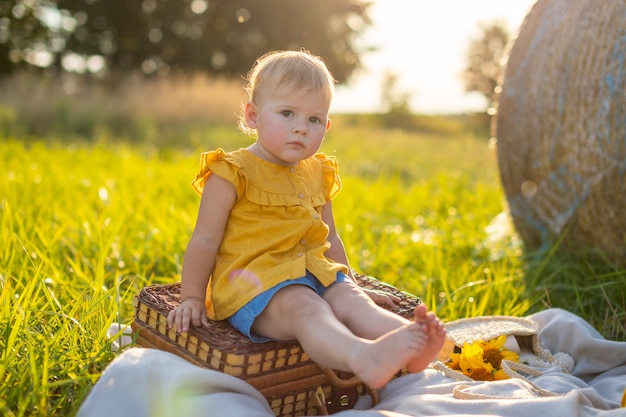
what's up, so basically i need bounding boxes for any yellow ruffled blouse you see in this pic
[191,148,348,320]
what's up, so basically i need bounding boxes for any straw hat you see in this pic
[436,316,540,363]
[495,0,626,265]
[434,315,574,392]
[444,316,537,347]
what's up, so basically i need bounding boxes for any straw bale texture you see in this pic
[496,0,626,265]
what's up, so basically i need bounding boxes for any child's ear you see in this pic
[326,118,331,131]
[244,101,258,128]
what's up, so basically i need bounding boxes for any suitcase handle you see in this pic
[316,366,380,415]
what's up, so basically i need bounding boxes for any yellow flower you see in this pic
[458,342,487,374]
[468,362,497,381]
[479,335,520,368]
[448,352,462,370]
[445,336,520,381]
[493,368,510,380]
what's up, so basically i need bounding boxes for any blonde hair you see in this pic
[238,50,336,135]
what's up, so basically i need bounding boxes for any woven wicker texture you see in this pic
[444,316,538,346]
[433,315,573,392]
[496,0,626,264]
[132,274,421,417]
[436,316,541,363]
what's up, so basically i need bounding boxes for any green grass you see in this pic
[1,127,624,416]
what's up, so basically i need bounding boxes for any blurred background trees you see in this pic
[1,0,371,82]
[462,21,510,114]
[0,0,375,142]
[0,1,512,143]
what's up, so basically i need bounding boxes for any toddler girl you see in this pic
[167,50,445,389]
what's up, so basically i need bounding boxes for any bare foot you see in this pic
[349,321,428,389]
[406,304,447,373]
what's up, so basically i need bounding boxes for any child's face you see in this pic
[244,84,331,166]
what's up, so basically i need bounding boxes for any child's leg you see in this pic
[322,281,446,373]
[251,284,428,389]
[321,280,412,339]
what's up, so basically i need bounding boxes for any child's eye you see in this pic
[281,110,293,117]
[309,117,321,124]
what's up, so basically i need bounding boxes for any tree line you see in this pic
[1,0,371,82]
[1,0,510,115]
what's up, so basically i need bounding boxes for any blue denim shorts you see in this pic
[228,270,351,342]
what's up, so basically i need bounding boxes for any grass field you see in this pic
[1,124,625,416]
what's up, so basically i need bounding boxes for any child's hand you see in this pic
[167,297,209,333]
[362,288,399,308]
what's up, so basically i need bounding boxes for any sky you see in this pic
[330,0,538,115]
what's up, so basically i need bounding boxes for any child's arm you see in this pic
[167,173,236,333]
[321,200,353,279]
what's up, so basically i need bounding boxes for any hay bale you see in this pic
[496,0,626,265]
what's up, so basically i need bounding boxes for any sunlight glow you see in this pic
[332,0,538,114]
[190,0,208,15]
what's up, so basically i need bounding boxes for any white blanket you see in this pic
[77,309,626,417]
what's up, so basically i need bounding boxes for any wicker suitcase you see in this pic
[131,274,421,416]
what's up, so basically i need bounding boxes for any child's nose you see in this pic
[293,119,308,135]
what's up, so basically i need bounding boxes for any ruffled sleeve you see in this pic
[191,149,245,196]
[315,153,342,200]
